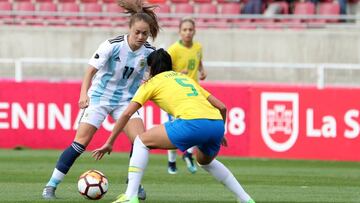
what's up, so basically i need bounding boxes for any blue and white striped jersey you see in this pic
[87,35,155,106]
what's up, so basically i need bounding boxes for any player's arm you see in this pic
[92,101,142,160]
[198,60,207,80]
[80,40,112,108]
[207,95,228,147]
[207,95,226,121]
[78,66,97,109]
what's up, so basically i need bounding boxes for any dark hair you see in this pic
[179,17,195,30]
[118,0,160,39]
[147,49,172,77]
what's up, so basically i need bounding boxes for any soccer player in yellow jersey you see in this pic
[166,17,207,174]
[168,17,207,82]
[92,49,255,203]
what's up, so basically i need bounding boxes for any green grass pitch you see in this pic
[0,149,360,203]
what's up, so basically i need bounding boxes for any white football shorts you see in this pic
[79,104,142,129]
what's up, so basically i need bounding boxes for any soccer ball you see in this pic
[78,169,109,200]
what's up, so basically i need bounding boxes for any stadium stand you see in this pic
[316,2,340,23]
[148,0,167,3]
[174,3,194,14]
[0,0,354,28]
[292,2,316,23]
[0,1,11,19]
[194,0,212,3]
[197,3,218,27]
[38,2,57,20]
[170,0,190,4]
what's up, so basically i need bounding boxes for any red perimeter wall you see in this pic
[1,81,359,161]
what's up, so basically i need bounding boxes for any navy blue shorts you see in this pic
[164,119,225,157]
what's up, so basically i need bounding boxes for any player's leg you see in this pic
[42,123,97,199]
[167,150,178,174]
[166,113,177,174]
[182,146,197,173]
[113,124,175,203]
[123,117,147,200]
[196,151,254,203]
[42,106,106,199]
[195,120,255,203]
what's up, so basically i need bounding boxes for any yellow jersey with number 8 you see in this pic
[168,41,202,82]
[132,71,222,120]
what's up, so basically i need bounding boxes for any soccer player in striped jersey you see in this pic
[42,0,159,200]
[92,48,255,203]
[166,17,207,174]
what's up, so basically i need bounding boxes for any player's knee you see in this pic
[198,162,211,171]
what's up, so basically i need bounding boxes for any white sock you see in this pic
[200,159,251,202]
[186,146,195,154]
[168,150,177,162]
[125,136,149,198]
[46,168,65,188]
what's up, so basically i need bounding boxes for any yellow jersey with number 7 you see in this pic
[132,71,222,120]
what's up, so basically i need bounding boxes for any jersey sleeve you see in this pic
[88,40,113,70]
[196,83,211,98]
[131,82,156,106]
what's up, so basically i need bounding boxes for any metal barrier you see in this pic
[2,57,360,89]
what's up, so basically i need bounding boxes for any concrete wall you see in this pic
[1,26,359,84]
[1,26,360,63]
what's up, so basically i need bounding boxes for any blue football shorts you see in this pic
[164,118,225,157]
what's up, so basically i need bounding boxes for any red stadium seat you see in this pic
[83,2,102,20]
[59,2,80,20]
[155,3,171,13]
[104,3,126,26]
[102,0,115,4]
[0,1,12,21]
[154,4,175,27]
[218,2,241,27]
[148,0,167,3]
[58,0,77,3]
[194,0,212,3]
[221,2,240,16]
[0,1,11,12]
[317,2,340,23]
[171,0,189,3]
[174,3,193,14]
[35,0,54,3]
[80,0,97,4]
[197,3,218,26]
[16,2,35,19]
[38,2,57,20]
[154,3,171,18]
[292,2,315,22]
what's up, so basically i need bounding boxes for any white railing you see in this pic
[2,57,360,89]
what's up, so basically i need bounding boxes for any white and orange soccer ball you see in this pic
[78,169,109,200]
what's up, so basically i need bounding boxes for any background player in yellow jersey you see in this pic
[166,17,207,174]
[92,49,255,203]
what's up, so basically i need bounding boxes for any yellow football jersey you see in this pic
[167,41,202,82]
[132,71,222,120]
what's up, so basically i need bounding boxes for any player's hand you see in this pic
[180,69,188,75]
[92,144,113,160]
[199,70,207,80]
[221,137,228,147]
[78,95,90,109]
